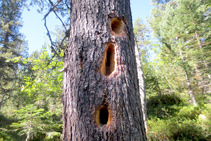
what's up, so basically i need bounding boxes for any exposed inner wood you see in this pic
[110,18,124,34]
[101,43,115,76]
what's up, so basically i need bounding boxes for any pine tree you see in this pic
[0,0,27,107]
[62,0,147,140]
[150,0,211,105]
[152,0,170,5]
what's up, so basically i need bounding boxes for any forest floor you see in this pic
[147,93,211,141]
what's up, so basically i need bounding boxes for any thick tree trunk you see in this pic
[62,0,147,140]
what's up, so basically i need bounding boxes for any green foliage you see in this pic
[0,114,26,141]
[148,94,182,107]
[177,106,201,120]
[1,45,64,140]
[11,104,46,138]
[12,47,63,140]
[198,104,211,139]
[147,94,183,119]
[0,0,28,107]
[147,92,211,140]
[10,104,62,140]
[0,0,210,140]
[145,0,211,139]
[14,47,63,105]
[167,118,205,141]
[133,18,163,97]
[149,0,211,99]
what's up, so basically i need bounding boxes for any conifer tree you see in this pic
[62,0,147,140]
[0,0,27,107]
[150,0,211,105]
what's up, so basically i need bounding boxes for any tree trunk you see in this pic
[179,48,197,106]
[195,31,211,94]
[135,45,147,133]
[195,31,210,78]
[62,0,147,140]
[63,0,146,141]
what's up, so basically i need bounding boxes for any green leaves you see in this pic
[147,0,211,139]
[45,131,61,139]
[3,46,64,140]
[11,104,62,140]
[149,0,211,96]
[11,104,45,136]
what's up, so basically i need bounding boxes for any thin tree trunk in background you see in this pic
[135,45,147,133]
[62,0,147,140]
[184,69,197,106]
[195,31,210,79]
[193,63,205,93]
[179,48,197,106]
[195,31,211,94]
[163,72,173,93]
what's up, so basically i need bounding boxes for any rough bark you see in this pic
[135,45,147,133]
[62,0,147,140]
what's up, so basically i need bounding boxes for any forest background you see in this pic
[0,0,211,140]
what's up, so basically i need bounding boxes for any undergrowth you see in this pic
[147,93,211,141]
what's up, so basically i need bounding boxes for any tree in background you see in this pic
[0,0,28,107]
[134,18,155,133]
[4,46,64,140]
[152,0,170,4]
[0,4,67,136]
[150,0,211,106]
[0,0,70,140]
[134,18,163,96]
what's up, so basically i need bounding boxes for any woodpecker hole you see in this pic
[96,105,111,126]
[101,43,115,76]
[110,18,124,34]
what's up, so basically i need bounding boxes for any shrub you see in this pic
[169,119,206,141]
[147,94,183,119]
[147,94,183,107]
[147,117,206,141]
[10,104,62,141]
[198,104,211,139]
[177,105,201,120]
[147,118,172,140]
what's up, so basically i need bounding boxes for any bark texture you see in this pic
[63,0,147,140]
[135,45,147,133]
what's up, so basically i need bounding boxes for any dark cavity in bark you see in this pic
[110,18,124,34]
[96,105,111,127]
[101,43,115,76]
[100,107,109,125]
